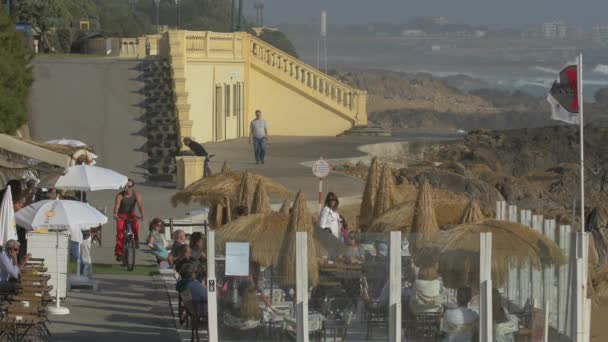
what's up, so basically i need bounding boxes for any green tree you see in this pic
[95,0,152,37]
[0,8,33,134]
[258,29,298,57]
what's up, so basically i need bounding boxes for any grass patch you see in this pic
[69,261,160,276]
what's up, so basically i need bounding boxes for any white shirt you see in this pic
[319,206,340,239]
[250,119,267,138]
[441,307,479,342]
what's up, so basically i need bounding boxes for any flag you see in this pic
[547,62,580,124]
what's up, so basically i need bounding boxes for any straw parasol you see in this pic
[279,199,291,214]
[250,180,271,215]
[278,191,319,286]
[460,199,486,224]
[171,170,291,207]
[410,180,440,252]
[221,162,231,174]
[359,157,380,231]
[218,212,290,267]
[372,163,396,219]
[416,219,566,289]
[368,186,470,233]
[208,197,233,228]
[236,171,254,209]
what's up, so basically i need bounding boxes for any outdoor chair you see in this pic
[365,299,389,339]
[408,312,442,340]
[322,319,348,342]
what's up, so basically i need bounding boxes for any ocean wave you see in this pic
[593,64,608,75]
[531,66,560,74]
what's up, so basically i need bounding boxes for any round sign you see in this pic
[312,158,331,178]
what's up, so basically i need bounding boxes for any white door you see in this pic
[225,83,242,140]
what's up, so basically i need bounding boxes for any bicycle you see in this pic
[122,217,140,271]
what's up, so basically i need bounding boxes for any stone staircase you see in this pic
[141,59,179,184]
[341,125,392,137]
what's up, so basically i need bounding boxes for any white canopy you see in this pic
[0,185,18,245]
[54,165,128,191]
[45,138,87,148]
[15,200,107,243]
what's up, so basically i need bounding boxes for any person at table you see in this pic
[345,234,365,265]
[189,232,206,261]
[147,218,169,264]
[409,266,444,313]
[176,262,208,317]
[493,289,518,342]
[441,287,479,342]
[0,240,30,294]
[168,229,187,265]
[319,192,341,239]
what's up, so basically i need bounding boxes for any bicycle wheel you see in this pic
[127,236,136,271]
[122,236,129,267]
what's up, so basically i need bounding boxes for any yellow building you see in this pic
[158,31,367,145]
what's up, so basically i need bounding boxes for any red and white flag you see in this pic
[546,62,580,124]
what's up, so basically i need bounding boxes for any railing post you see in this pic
[531,215,544,308]
[543,219,557,327]
[389,232,402,342]
[480,232,493,342]
[296,232,309,342]
[557,225,571,335]
[206,230,218,342]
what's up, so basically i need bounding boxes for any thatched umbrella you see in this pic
[410,180,440,252]
[372,163,396,219]
[359,157,380,231]
[221,162,231,174]
[279,200,291,214]
[250,180,271,215]
[460,199,486,224]
[236,171,254,209]
[171,170,291,207]
[208,197,233,228]
[417,219,566,289]
[368,185,470,233]
[278,191,319,286]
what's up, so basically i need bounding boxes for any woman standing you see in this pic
[319,192,341,239]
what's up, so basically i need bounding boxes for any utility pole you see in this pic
[254,0,264,27]
[236,0,243,31]
[175,0,180,29]
[154,0,160,29]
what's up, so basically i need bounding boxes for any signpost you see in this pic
[312,157,331,213]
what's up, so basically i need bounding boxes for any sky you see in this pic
[249,0,608,29]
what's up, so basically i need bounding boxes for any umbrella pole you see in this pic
[269,265,273,337]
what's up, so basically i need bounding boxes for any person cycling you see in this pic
[113,179,144,262]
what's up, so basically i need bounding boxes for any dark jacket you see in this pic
[186,141,208,157]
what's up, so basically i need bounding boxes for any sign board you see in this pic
[225,242,250,276]
[312,158,331,178]
[208,279,215,292]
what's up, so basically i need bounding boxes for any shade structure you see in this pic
[45,139,87,148]
[460,199,486,224]
[236,171,254,209]
[410,180,440,253]
[0,186,18,245]
[171,170,291,207]
[15,200,108,243]
[221,162,231,174]
[372,163,396,220]
[416,219,566,289]
[279,199,290,214]
[359,157,380,231]
[250,180,271,215]
[277,191,319,286]
[54,165,128,191]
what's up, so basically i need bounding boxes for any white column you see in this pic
[207,230,218,342]
[557,225,571,335]
[543,219,557,327]
[531,215,544,307]
[389,232,402,342]
[479,232,493,342]
[296,232,309,342]
[507,205,518,223]
[573,232,589,342]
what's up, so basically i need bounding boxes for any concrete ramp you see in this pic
[29,57,149,183]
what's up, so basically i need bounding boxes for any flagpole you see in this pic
[578,52,584,233]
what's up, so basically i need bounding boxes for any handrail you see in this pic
[248,35,361,116]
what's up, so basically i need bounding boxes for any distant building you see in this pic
[433,16,449,26]
[401,30,424,37]
[542,21,567,39]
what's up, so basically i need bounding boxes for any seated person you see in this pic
[173,244,202,278]
[168,229,187,265]
[0,240,30,294]
[147,218,169,262]
[189,232,206,261]
[441,287,479,342]
[409,266,444,313]
[345,234,365,265]
[493,289,518,342]
[176,262,208,317]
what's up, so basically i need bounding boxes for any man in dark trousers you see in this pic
[182,137,214,176]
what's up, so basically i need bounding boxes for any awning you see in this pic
[0,134,71,171]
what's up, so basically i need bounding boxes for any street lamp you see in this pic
[154,0,160,29]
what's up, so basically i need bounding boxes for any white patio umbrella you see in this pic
[0,186,18,245]
[15,199,107,315]
[45,138,87,148]
[54,165,128,191]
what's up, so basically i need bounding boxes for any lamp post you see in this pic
[154,0,160,29]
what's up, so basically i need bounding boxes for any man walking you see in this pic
[249,110,269,164]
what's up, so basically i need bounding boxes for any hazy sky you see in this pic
[251,0,607,29]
